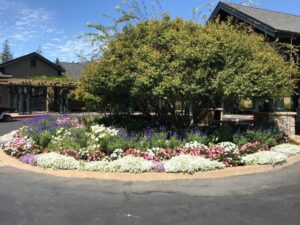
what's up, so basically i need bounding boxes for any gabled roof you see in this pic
[0,52,65,73]
[59,62,87,80]
[209,2,300,37]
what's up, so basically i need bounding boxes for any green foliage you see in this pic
[78,15,297,124]
[166,135,183,149]
[38,131,52,149]
[138,132,168,150]
[213,124,234,143]
[48,128,88,151]
[184,133,208,145]
[106,136,138,154]
[233,129,279,146]
[0,40,13,63]
[29,75,77,82]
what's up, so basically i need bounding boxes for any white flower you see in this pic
[36,152,80,170]
[164,155,225,173]
[111,148,124,160]
[84,161,109,171]
[108,156,152,173]
[271,144,300,156]
[217,142,238,153]
[184,141,206,148]
[242,151,287,166]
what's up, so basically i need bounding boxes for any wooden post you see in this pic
[59,88,64,114]
[7,86,12,107]
[19,87,25,114]
[25,86,32,114]
[13,87,19,112]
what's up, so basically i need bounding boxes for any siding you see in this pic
[4,56,59,78]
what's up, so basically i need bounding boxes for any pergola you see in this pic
[0,78,80,114]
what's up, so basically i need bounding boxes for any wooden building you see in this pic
[0,52,81,114]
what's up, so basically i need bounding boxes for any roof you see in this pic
[209,2,300,37]
[0,52,65,73]
[59,62,86,80]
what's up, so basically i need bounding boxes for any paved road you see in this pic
[0,120,22,136]
[0,121,300,225]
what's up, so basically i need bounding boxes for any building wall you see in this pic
[0,85,9,107]
[4,56,59,78]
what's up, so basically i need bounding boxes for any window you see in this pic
[30,59,37,67]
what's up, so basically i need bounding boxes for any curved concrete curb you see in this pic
[1,150,300,181]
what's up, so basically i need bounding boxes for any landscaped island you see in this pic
[1,114,300,174]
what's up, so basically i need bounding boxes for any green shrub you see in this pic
[106,136,138,154]
[213,124,233,143]
[166,135,183,149]
[136,132,168,150]
[39,131,52,149]
[233,130,278,146]
[48,127,88,151]
[184,133,208,145]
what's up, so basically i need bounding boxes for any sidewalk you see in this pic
[11,112,55,119]
[11,112,100,119]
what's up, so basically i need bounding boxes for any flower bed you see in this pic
[0,114,298,174]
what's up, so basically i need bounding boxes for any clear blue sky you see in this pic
[1,0,299,62]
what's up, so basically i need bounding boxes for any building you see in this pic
[210,2,300,44]
[0,52,84,114]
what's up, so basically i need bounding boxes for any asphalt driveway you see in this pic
[0,120,22,136]
[0,121,300,225]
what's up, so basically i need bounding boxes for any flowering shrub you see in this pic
[164,155,225,173]
[110,148,124,160]
[56,115,84,128]
[108,156,153,173]
[271,144,300,156]
[87,150,106,161]
[238,142,269,155]
[84,161,109,172]
[19,154,36,165]
[2,115,296,173]
[218,142,238,153]
[0,130,18,143]
[36,152,80,170]
[49,127,88,152]
[184,141,206,149]
[242,151,287,165]
[151,160,165,172]
[58,149,81,160]
[23,114,59,137]
[125,148,155,160]
[89,125,118,152]
[1,137,36,157]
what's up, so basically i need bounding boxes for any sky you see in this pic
[0,0,299,62]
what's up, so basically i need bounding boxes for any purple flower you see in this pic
[151,160,165,172]
[19,154,36,165]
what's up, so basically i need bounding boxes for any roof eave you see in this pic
[209,2,277,37]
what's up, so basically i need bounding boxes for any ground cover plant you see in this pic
[1,114,299,174]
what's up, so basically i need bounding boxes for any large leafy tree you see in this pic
[0,40,13,63]
[78,16,297,123]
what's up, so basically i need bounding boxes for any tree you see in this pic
[77,16,297,124]
[0,40,13,63]
[55,58,60,65]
